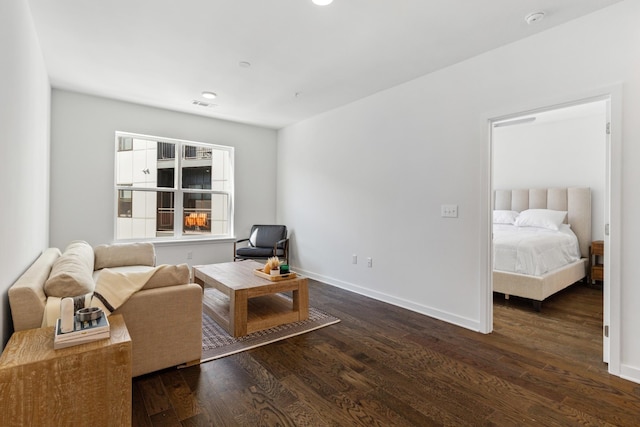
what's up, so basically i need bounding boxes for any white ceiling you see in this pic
[27,0,622,129]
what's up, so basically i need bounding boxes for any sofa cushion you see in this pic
[92,264,190,290]
[44,241,95,297]
[93,265,154,279]
[94,242,155,270]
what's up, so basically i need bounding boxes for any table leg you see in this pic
[292,281,309,321]
[231,290,248,337]
[194,276,205,293]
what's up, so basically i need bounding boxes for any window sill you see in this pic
[116,236,237,247]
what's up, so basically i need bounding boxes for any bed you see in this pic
[492,187,591,311]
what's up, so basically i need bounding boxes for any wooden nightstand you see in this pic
[589,240,604,284]
[0,314,132,426]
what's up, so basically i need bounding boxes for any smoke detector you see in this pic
[525,11,545,25]
[192,100,217,108]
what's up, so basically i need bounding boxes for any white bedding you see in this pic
[493,224,581,276]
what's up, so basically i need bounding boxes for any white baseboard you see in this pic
[294,267,481,332]
[620,364,640,385]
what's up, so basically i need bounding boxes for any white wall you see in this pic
[0,1,51,348]
[277,0,640,382]
[50,90,278,266]
[493,106,607,240]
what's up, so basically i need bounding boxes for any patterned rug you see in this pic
[200,288,340,363]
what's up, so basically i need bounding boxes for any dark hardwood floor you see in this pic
[132,281,640,426]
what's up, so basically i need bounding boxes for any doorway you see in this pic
[489,97,613,363]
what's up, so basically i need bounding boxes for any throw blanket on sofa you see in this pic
[90,268,159,315]
[42,265,177,327]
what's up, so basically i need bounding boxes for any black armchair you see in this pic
[234,225,289,264]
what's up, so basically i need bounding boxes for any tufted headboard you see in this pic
[493,187,592,258]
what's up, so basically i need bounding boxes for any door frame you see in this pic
[480,84,622,375]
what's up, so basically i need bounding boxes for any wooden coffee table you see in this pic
[193,260,309,337]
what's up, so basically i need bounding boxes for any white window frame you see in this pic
[114,131,234,242]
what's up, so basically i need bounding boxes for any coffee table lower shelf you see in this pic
[204,288,308,336]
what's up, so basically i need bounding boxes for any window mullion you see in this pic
[174,145,182,238]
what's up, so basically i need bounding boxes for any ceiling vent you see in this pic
[192,100,216,108]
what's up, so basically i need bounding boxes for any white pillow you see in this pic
[514,209,567,231]
[493,210,519,224]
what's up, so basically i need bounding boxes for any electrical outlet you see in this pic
[441,204,458,218]
[367,257,373,268]
[352,254,358,264]
[187,251,193,259]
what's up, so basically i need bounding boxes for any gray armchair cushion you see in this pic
[236,225,289,261]
[248,225,287,248]
[236,247,286,258]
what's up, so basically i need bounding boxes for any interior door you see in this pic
[603,98,611,363]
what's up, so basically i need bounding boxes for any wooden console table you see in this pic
[0,314,132,426]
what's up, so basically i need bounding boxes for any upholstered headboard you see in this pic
[493,187,592,258]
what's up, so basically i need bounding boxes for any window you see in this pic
[115,132,233,240]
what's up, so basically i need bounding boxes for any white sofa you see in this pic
[8,241,202,377]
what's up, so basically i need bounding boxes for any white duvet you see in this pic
[493,224,581,276]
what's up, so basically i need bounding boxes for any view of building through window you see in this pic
[115,133,233,240]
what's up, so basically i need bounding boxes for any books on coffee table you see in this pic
[54,315,110,349]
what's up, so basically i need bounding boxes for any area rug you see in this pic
[200,288,340,363]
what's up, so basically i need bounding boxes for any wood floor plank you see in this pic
[234,384,298,426]
[132,381,153,427]
[178,365,238,426]
[312,323,497,424]
[137,375,173,416]
[159,370,202,421]
[278,371,372,426]
[232,352,298,409]
[148,409,181,427]
[132,280,640,426]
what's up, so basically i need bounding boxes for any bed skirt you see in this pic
[493,258,588,302]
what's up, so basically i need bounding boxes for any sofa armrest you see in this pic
[234,238,250,250]
[275,238,289,263]
[9,248,61,331]
[112,283,202,377]
[234,238,251,261]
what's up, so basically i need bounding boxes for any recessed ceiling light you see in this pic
[201,91,217,99]
[312,0,333,5]
[525,11,545,25]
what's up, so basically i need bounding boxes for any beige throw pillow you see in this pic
[44,240,95,297]
[142,264,191,290]
[94,242,155,270]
